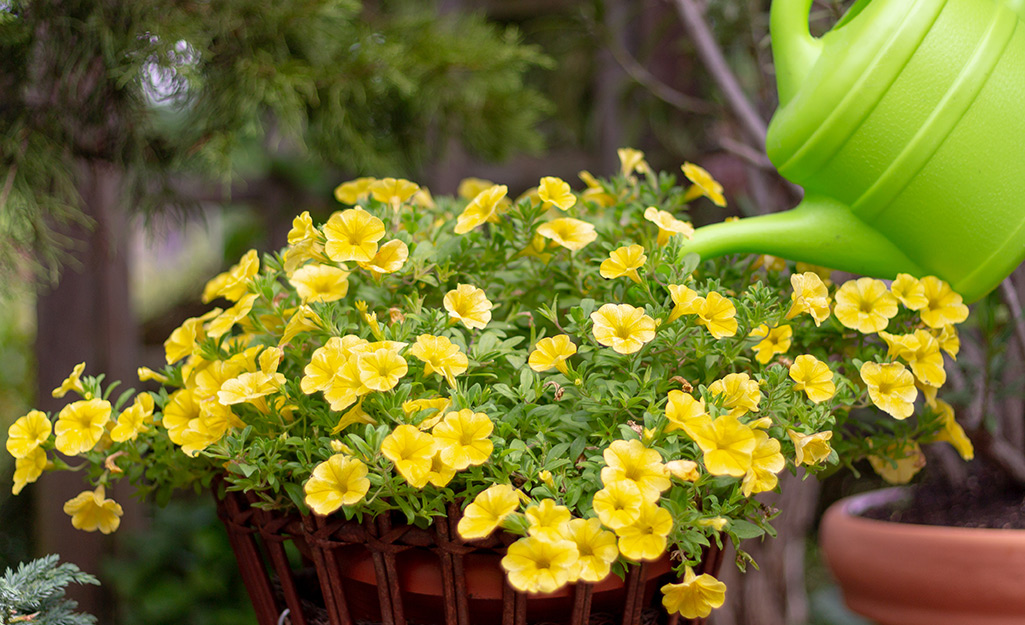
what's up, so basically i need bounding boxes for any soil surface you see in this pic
[861,462,1025,529]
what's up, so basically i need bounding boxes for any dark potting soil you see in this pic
[860,463,1025,529]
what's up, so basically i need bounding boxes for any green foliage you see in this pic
[0,555,99,625]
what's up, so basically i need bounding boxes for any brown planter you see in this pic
[215,487,725,625]
[819,488,1025,625]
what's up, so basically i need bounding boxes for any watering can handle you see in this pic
[771,0,824,105]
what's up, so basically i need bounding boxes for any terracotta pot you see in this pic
[819,487,1025,625]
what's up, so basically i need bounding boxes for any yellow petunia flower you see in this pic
[560,517,618,583]
[217,371,284,406]
[334,177,376,204]
[301,337,361,395]
[381,425,435,489]
[355,345,408,392]
[110,393,155,443]
[890,273,928,310]
[615,501,673,562]
[369,177,419,210]
[861,361,917,419]
[708,372,761,417]
[202,249,260,303]
[694,292,738,339]
[524,499,572,540]
[592,479,644,530]
[599,244,647,284]
[303,454,371,516]
[644,207,694,247]
[13,447,47,495]
[431,409,494,470]
[788,354,836,403]
[528,334,577,375]
[833,277,898,334]
[787,429,833,466]
[618,148,650,177]
[443,284,493,330]
[785,272,831,326]
[741,430,785,496]
[455,184,508,234]
[537,217,598,251]
[54,399,112,456]
[410,334,468,387]
[749,324,792,365]
[162,388,200,447]
[683,414,757,477]
[289,264,350,303]
[665,390,707,433]
[919,276,969,328]
[457,484,521,539]
[164,316,206,365]
[206,294,259,338]
[63,486,123,534]
[600,439,671,503]
[868,441,925,485]
[6,410,52,459]
[661,567,727,619]
[886,329,946,387]
[537,176,577,211]
[501,535,580,594]
[358,239,409,277]
[667,284,700,323]
[590,303,657,355]
[52,363,87,399]
[681,162,726,207]
[323,207,385,263]
[929,399,974,460]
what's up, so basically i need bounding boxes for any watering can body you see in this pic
[686,0,1025,303]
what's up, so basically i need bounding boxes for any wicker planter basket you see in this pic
[215,488,725,625]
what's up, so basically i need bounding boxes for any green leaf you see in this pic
[729,519,766,540]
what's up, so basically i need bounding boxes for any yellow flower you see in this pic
[860,361,917,419]
[618,148,650,177]
[592,479,643,530]
[590,303,656,354]
[330,398,376,434]
[929,399,974,460]
[54,399,112,455]
[217,371,284,406]
[206,294,259,338]
[525,499,572,540]
[537,218,597,251]
[431,409,494,470]
[518,233,553,263]
[578,170,617,207]
[303,454,371,515]
[788,354,836,403]
[301,336,364,394]
[334,177,376,204]
[279,305,324,347]
[833,277,898,333]
[13,447,47,495]
[560,517,618,583]
[164,316,205,365]
[741,430,785,496]
[528,335,577,375]
[381,425,436,488]
[52,362,87,399]
[6,410,52,458]
[787,429,833,466]
[457,177,498,200]
[681,162,726,207]
[644,207,694,247]
[615,501,673,561]
[501,535,580,594]
[537,176,577,211]
[664,390,707,433]
[283,211,324,274]
[455,184,508,234]
[600,439,670,503]
[356,345,408,392]
[708,372,760,417]
[162,388,200,446]
[868,441,925,484]
[919,276,969,328]
[457,484,521,539]
[664,459,701,482]
[63,486,123,534]
[694,292,738,339]
[358,239,409,277]
[667,284,700,323]
[403,397,451,420]
[886,329,946,387]
[891,273,928,310]
[683,415,757,477]
[202,249,259,303]
[443,284,493,330]
[323,207,385,263]
[753,255,787,272]
[749,324,792,364]
[425,452,457,487]
[661,567,727,619]
[325,357,371,412]
[599,244,647,283]
[410,334,468,386]
[785,272,831,326]
[137,366,169,384]
[933,324,960,359]
[369,177,419,209]
[289,264,350,303]
[110,393,155,443]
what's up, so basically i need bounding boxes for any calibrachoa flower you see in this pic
[324,207,386,263]
[681,162,726,206]
[501,535,580,593]
[334,177,375,204]
[867,441,925,484]
[788,429,834,466]
[749,324,792,364]
[458,484,521,539]
[410,334,468,386]
[592,479,644,530]
[930,399,974,460]
[431,409,494,470]
[52,363,86,399]
[111,393,155,443]
[918,276,969,328]
[667,284,700,322]
[455,184,508,234]
[524,499,572,540]
[694,292,738,339]
[13,448,46,495]
[560,518,619,582]
[443,284,493,330]
[683,415,757,477]
[600,439,671,503]
[590,303,656,354]
[788,354,836,403]
[537,176,576,211]
[304,454,371,515]
[356,345,408,392]
[528,334,576,375]
[537,217,597,251]
[786,271,831,326]
[370,177,419,209]
[63,486,123,534]
[600,244,647,283]
[661,567,727,619]
[708,373,760,417]
[618,147,649,176]
[202,248,259,303]
[833,277,898,333]
[54,399,112,456]
[615,501,673,561]
[6,410,51,458]
[358,239,409,277]
[891,273,928,310]
[861,361,918,419]
[742,431,785,496]
[664,391,707,433]
[381,425,435,488]
[644,207,694,246]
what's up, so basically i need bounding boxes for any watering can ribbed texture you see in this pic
[684,0,1025,303]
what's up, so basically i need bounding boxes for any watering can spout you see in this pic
[770,0,824,105]
[684,195,925,280]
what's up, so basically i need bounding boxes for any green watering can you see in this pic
[684,0,1025,303]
